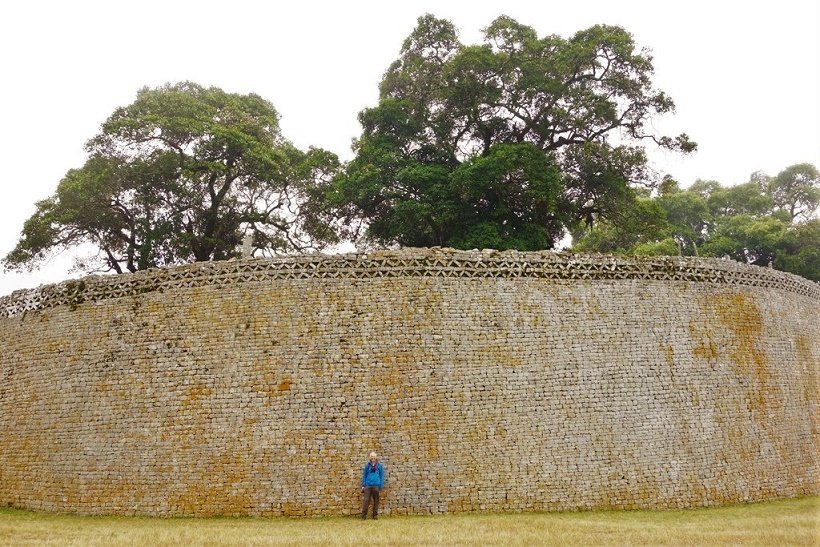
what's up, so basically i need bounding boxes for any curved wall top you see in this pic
[2,249,817,316]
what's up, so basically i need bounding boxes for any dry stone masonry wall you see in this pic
[0,249,817,516]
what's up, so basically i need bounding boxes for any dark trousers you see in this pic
[361,486,380,518]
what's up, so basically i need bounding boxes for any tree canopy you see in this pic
[319,14,695,250]
[5,17,816,284]
[572,163,820,280]
[3,82,338,274]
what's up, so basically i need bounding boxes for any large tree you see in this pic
[321,14,695,249]
[573,163,820,280]
[762,163,819,222]
[3,82,338,274]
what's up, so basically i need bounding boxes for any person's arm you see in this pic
[378,464,384,490]
[361,465,366,489]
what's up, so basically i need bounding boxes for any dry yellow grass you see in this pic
[0,496,817,546]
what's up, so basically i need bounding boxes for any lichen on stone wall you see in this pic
[0,249,817,517]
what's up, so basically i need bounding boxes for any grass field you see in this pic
[0,496,817,546]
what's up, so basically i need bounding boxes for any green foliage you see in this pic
[706,182,774,218]
[572,198,667,254]
[572,163,820,280]
[632,238,679,256]
[658,191,711,252]
[773,220,820,281]
[320,14,695,250]
[701,215,788,266]
[767,163,819,222]
[4,82,339,273]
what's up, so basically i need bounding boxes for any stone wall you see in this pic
[0,249,817,516]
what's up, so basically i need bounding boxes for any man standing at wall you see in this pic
[361,451,385,519]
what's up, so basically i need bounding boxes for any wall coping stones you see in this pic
[2,248,818,318]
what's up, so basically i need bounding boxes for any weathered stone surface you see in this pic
[0,249,817,516]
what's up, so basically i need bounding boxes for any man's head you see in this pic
[369,451,378,462]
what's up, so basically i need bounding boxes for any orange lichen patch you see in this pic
[794,335,818,415]
[795,335,815,366]
[182,384,213,407]
[714,294,764,371]
[693,340,718,360]
[277,379,292,391]
[663,344,675,364]
[282,501,312,516]
[168,487,247,517]
[727,426,759,462]
[711,293,782,416]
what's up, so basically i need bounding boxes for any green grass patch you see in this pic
[1,496,817,546]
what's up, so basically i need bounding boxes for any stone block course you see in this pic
[0,249,817,516]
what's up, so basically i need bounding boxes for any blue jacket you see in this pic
[361,461,385,489]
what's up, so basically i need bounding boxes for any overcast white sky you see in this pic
[1,0,817,296]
